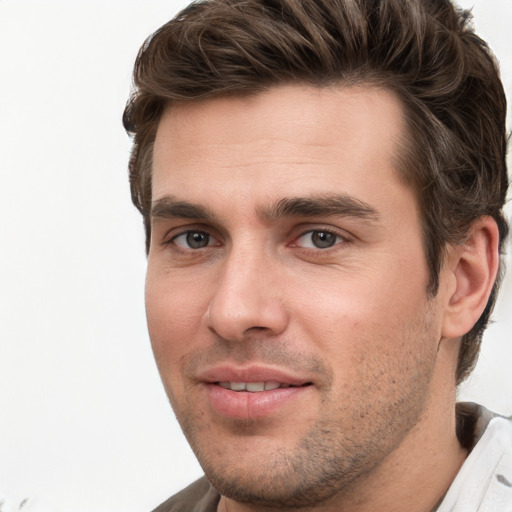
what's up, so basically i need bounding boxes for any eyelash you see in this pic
[168,230,219,250]
[164,227,349,253]
[291,229,348,250]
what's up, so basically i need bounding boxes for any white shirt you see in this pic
[438,411,512,511]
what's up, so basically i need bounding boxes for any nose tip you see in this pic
[204,259,289,342]
[206,309,281,342]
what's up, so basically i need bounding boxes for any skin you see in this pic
[146,85,475,511]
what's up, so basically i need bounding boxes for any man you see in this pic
[123,0,511,510]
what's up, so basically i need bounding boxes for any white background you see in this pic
[0,1,510,511]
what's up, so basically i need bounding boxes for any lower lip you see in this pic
[204,383,310,420]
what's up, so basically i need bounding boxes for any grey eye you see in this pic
[173,231,213,249]
[295,230,343,249]
[186,231,210,248]
[310,231,337,248]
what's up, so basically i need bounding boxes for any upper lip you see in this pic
[197,364,312,386]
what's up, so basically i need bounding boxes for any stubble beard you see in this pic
[167,309,439,509]
[184,388,433,509]
[191,418,408,508]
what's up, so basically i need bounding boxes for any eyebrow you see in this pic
[151,196,214,221]
[151,193,380,223]
[260,194,381,222]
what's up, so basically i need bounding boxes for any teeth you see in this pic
[246,382,265,392]
[218,381,292,392]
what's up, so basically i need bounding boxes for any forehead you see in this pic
[152,85,410,213]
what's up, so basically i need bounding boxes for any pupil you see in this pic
[187,231,209,248]
[312,231,336,248]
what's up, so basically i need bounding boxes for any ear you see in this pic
[441,217,500,339]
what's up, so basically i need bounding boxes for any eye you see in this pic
[172,230,216,249]
[294,230,345,249]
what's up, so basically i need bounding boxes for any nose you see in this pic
[205,245,289,342]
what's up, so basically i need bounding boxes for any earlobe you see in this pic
[441,217,500,339]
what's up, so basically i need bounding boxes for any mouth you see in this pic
[217,381,312,392]
[199,367,314,419]
[199,364,313,387]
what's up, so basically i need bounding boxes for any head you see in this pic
[124,0,508,386]
[125,1,509,507]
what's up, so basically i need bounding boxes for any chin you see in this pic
[190,421,383,509]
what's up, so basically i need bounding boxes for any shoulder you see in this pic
[151,477,220,512]
[438,403,512,511]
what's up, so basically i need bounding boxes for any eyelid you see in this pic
[172,231,212,250]
[289,226,352,250]
[161,223,222,248]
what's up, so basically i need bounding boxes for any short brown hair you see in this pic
[123,0,509,384]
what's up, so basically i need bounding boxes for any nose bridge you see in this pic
[205,237,288,341]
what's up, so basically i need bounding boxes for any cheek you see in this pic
[351,258,430,332]
[298,272,428,335]
[145,269,209,373]
[293,266,436,379]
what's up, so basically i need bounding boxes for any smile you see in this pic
[217,381,300,392]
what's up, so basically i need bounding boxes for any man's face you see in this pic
[146,85,446,507]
